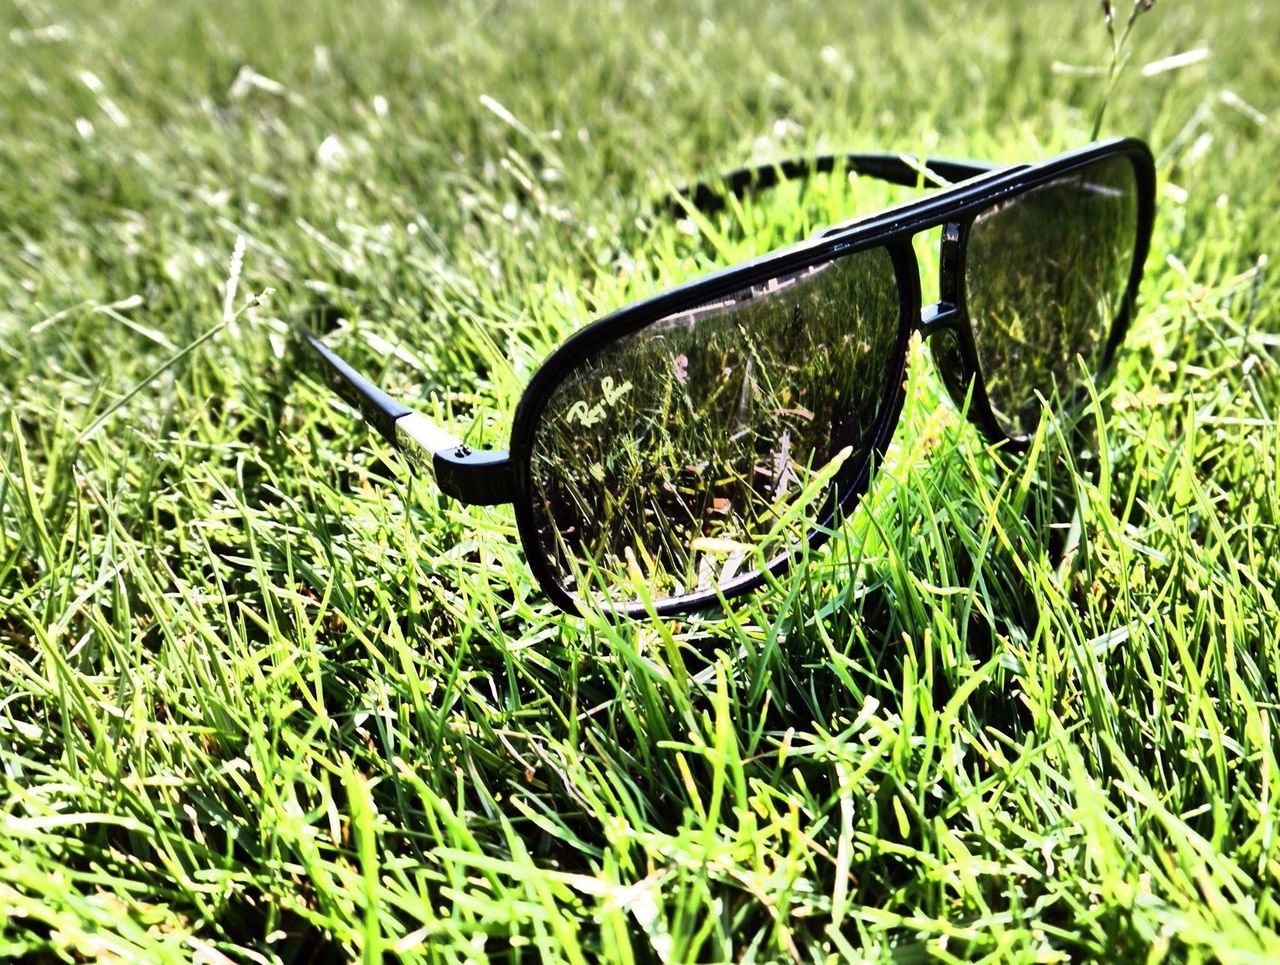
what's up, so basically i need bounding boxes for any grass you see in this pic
[1,0,1278,960]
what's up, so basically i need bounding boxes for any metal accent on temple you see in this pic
[395,411,462,458]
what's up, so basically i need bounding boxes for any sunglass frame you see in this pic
[508,137,1157,616]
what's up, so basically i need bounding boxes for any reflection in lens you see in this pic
[527,246,903,607]
[965,155,1139,438]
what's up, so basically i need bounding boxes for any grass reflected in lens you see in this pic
[965,155,1139,437]
[528,246,904,607]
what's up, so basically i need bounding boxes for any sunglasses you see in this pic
[297,137,1156,617]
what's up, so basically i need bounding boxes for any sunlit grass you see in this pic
[1,0,1278,960]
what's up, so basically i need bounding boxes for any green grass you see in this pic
[2,0,1278,960]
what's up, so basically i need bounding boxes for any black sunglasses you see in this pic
[297,137,1156,617]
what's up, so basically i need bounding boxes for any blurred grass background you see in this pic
[1,0,1278,960]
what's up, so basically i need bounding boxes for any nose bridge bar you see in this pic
[918,222,965,337]
[920,301,961,334]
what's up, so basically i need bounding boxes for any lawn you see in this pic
[2,0,1278,960]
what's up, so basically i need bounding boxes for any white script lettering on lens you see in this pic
[564,377,633,427]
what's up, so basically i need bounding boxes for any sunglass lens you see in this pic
[963,154,1141,438]
[526,245,906,609]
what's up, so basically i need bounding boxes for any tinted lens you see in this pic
[526,246,904,608]
[964,154,1139,437]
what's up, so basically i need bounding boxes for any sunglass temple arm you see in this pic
[295,325,516,506]
[669,151,998,214]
